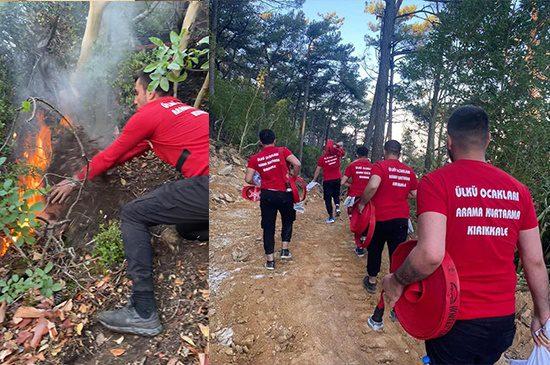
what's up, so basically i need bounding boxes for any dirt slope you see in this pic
[209,144,536,365]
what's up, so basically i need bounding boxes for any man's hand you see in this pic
[382,273,405,308]
[357,198,366,213]
[48,179,77,205]
[532,314,550,348]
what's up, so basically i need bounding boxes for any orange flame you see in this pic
[0,110,54,257]
[19,110,52,206]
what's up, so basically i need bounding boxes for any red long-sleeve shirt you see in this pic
[76,97,209,180]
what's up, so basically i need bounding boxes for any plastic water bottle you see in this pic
[253,172,261,186]
[422,355,431,364]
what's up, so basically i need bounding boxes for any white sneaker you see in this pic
[367,316,384,331]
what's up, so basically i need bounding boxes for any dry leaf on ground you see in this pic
[110,348,126,357]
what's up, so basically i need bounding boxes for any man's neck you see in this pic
[263,143,275,148]
[385,154,399,161]
[452,150,486,162]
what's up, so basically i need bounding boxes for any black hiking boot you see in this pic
[363,275,377,294]
[97,301,163,337]
[265,260,275,270]
[280,249,292,259]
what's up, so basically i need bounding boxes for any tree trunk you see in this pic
[76,1,108,71]
[194,71,209,108]
[298,43,313,161]
[386,51,395,141]
[424,73,441,172]
[435,110,446,166]
[209,0,217,98]
[174,0,202,96]
[366,0,402,162]
[298,79,310,161]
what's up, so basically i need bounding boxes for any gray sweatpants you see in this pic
[120,176,209,292]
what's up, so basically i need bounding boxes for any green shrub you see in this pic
[0,157,45,255]
[92,221,125,271]
[0,262,63,304]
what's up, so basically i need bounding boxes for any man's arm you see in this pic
[48,113,155,204]
[245,167,256,185]
[75,112,156,181]
[518,226,550,347]
[286,154,301,177]
[312,166,322,182]
[341,175,350,186]
[114,140,151,165]
[382,212,446,307]
[360,175,381,204]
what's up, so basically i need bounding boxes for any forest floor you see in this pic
[1,127,208,365]
[209,143,536,365]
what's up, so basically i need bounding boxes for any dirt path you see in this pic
[210,189,425,364]
[209,145,536,365]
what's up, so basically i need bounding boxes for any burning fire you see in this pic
[0,110,54,256]
[19,110,53,206]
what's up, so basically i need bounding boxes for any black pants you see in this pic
[426,314,516,365]
[260,190,296,255]
[366,218,408,277]
[120,176,209,292]
[323,179,341,217]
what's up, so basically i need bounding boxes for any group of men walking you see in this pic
[245,105,549,364]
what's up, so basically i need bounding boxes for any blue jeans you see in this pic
[426,314,516,365]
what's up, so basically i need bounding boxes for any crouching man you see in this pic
[49,71,209,336]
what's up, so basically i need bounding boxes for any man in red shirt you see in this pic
[49,71,209,337]
[382,106,549,364]
[341,146,372,256]
[358,140,417,299]
[312,140,346,223]
[245,129,301,270]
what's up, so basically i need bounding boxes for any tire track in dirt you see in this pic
[210,188,425,365]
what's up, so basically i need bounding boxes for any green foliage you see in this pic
[396,0,550,260]
[145,31,209,92]
[113,50,156,126]
[0,54,14,144]
[92,221,124,271]
[211,78,299,154]
[215,5,367,173]
[0,262,63,304]
[0,158,46,255]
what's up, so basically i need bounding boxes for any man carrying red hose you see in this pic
[245,129,301,270]
[383,106,550,364]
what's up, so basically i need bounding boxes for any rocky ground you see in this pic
[209,142,538,365]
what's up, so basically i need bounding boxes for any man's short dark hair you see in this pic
[135,70,173,97]
[259,129,276,144]
[447,105,489,150]
[356,146,369,157]
[384,140,401,155]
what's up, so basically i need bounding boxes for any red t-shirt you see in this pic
[417,159,539,320]
[247,146,293,192]
[371,159,417,221]
[344,158,373,197]
[77,97,209,180]
[317,147,345,181]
